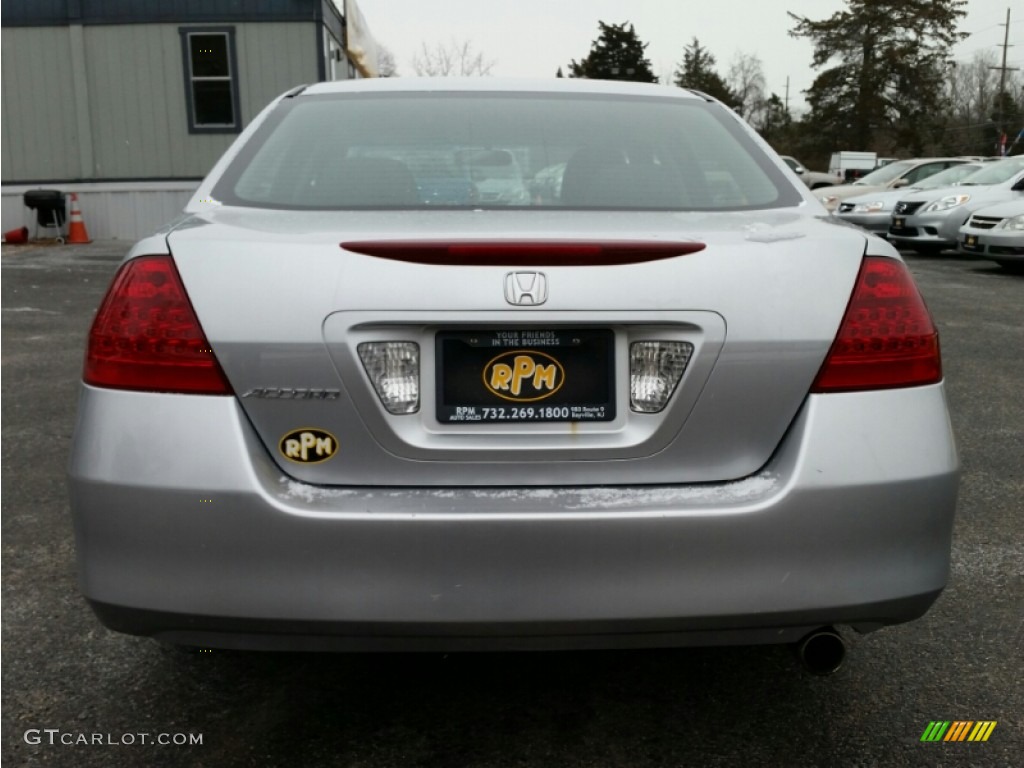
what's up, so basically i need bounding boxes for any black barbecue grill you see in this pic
[22,189,66,242]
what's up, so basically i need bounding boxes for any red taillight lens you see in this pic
[84,255,231,394]
[812,256,941,392]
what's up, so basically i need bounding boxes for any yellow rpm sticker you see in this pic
[483,349,565,403]
[279,428,338,463]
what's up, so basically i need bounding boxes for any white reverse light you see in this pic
[357,342,420,414]
[630,341,693,413]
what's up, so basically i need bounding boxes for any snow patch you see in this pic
[558,472,779,510]
[281,478,358,503]
[278,473,778,511]
[742,223,806,244]
[3,306,60,314]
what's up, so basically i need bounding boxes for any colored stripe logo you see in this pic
[920,721,997,742]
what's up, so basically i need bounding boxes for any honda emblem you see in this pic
[504,272,548,306]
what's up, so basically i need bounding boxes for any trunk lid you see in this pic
[167,207,865,486]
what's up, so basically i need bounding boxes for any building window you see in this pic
[180,27,241,133]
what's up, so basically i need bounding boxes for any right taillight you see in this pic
[84,255,231,395]
[811,256,941,392]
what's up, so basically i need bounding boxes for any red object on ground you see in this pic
[3,226,29,244]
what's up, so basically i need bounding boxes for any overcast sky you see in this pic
[366,0,1022,111]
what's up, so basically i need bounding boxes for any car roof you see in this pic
[898,157,979,164]
[301,77,706,101]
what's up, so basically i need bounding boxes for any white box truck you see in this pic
[829,151,877,182]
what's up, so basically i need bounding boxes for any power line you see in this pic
[964,23,1003,38]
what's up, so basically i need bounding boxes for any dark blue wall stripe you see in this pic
[1,0,320,27]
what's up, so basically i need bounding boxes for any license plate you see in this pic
[436,329,614,423]
[894,217,905,228]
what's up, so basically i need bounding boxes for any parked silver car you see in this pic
[888,156,1024,253]
[957,199,1024,269]
[68,79,958,669]
[836,162,991,237]
[817,157,975,212]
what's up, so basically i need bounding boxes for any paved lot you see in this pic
[2,240,1021,767]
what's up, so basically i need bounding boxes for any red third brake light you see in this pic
[341,240,705,266]
[812,256,941,392]
[84,255,231,394]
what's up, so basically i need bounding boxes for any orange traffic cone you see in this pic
[66,192,92,244]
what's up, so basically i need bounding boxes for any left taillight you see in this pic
[84,255,231,394]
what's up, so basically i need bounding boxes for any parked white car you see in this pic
[957,199,1024,270]
[463,149,531,205]
[780,156,840,189]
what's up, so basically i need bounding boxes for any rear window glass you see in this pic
[214,92,799,211]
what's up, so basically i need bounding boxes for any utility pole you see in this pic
[784,76,790,114]
[989,8,1019,153]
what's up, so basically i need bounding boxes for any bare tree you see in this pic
[946,51,999,122]
[411,39,496,77]
[727,52,767,122]
[940,51,1003,153]
[377,44,398,77]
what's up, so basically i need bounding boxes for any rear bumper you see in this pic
[68,385,959,650]
[90,594,941,652]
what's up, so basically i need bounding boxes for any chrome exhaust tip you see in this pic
[796,626,846,675]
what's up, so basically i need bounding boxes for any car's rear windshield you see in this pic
[212,91,800,211]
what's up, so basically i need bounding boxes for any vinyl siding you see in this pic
[2,181,198,239]
[234,22,319,124]
[0,27,80,180]
[1,21,318,182]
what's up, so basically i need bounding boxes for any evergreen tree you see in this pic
[673,38,735,106]
[790,0,967,152]
[568,21,657,83]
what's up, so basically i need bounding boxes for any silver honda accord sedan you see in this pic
[68,79,958,669]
